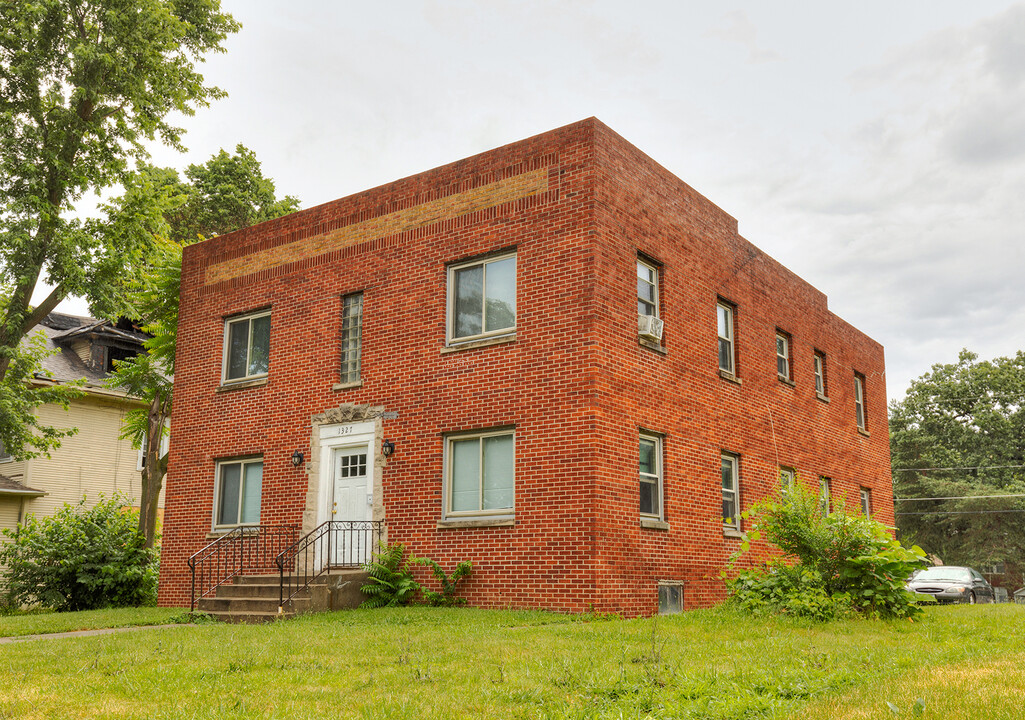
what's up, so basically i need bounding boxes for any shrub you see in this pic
[0,495,157,611]
[412,556,472,606]
[360,542,419,608]
[725,480,926,619]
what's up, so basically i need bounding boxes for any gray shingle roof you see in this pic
[0,473,45,496]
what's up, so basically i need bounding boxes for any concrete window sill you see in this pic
[440,334,516,354]
[778,376,796,388]
[332,380,363,391]
[640,518,670,530]
[816,392,830,404]
[719,370,742,385]
[638,338,668,355]
[216,377,268,393]
[857,428,871,438]
[437,517,515,529]
[723,527,743,539]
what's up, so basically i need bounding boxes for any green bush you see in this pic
[360,542,419,608]
[725,480,926,620]
[0,495,157,611]
[412,556,472,606]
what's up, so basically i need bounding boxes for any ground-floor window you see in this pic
[215,457,263,528]
[445,429,514,517]
[639,433,663,520]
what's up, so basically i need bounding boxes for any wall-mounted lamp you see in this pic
[290,450,305,468]
[382,439,395,457]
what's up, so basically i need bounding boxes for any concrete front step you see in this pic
[197,569,370,623]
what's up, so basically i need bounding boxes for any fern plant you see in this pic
[412,556,473,606]
[359,543,419,608]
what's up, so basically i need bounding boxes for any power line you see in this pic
[895,493,1025,502]
[894,464,1025,472]
[896,509,1025,516]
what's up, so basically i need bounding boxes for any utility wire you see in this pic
[894,464,1025,471]
[896,509,1025,516]
[895,493,1025,502]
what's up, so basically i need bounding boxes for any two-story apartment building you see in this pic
[158,119,891,615]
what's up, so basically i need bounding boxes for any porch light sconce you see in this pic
[382,439,395,457]
[290,450,304,468]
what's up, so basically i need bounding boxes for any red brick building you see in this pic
[158,118,891,616]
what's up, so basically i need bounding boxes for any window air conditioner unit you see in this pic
[638,314,664,341]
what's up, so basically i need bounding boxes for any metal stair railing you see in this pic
[187,524,300,610]
[275,520,384,608]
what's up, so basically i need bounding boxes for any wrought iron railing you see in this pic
[187,524,300,610]
[275,520,384,607]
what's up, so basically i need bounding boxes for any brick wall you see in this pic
[158,118,891,615]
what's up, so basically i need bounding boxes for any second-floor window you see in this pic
[637,259,659,318]
[813,351,827,397]
[854,373,867,430]
[717,302,735,374]
[860,487,872,517]
[340,292,363,384]
[776,332,791,380]
[779,466,795,495]
[223,310,271,383]
[448,252,516,344]
[721,452,740,529]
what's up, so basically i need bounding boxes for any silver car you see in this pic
[906,566,995,604]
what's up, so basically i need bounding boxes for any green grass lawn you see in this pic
[0,607,184,638]
[0,604,1022,719]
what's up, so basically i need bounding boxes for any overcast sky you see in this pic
[52,0,1025,400]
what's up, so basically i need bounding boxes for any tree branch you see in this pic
[22,285,66,334]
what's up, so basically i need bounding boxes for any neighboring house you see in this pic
[159,118,893,616]
[0,313,164,549]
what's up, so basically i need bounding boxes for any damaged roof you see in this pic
[27,312,148,388]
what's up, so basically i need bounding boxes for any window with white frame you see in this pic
[814,351,827,397]
[776,331,791,380]
[223,310,271,383]
[819,477,831,514]
[340,292,363,384]
[445,429,514,517]
[214,458,263,528]
[639,433,663,519]
[860,487,872,517]
[136,426,171,472]
[637,258,659,318]
[448,252,516,344]
[854,373,867,430]
[721,452,740,529]
[717,301,735,374]
[779,466,795,494]
[0,438,11,463]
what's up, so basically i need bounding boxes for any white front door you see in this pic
[330,444,371,565]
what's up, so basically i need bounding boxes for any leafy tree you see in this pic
[0,0,239,459]
[889,350,1025,574]
[0,494,157,611]
[104,147,298,546]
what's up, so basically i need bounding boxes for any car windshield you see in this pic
[914,567,971,582]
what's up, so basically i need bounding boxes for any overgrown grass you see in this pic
[0,607,183,638]
[0,604,1021,718]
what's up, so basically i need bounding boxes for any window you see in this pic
[854,373,867,430]
[776,332,791,380]
[0,438,10,463]
[340,292,363,384]
[639,433,663,519]
[779,466,795,494]
[721,452,740,529]
[637,258,659,318]
[860,487,872,517]
[717,301,735,374]
[215,458,263,527]
[819,477,831,514]
[223,310,271,383]
[658,582,683,614]
[448,253,516,344]
[445,429,514,517]
[813,351,827,397]
[136,426,171,472]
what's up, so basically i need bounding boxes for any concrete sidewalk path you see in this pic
[0,624,191,644]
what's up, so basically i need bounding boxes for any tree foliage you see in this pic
[0,0,238,458]
[725,480,927,620]
[104,147,298,546]
[0,494,157,611]
[889,350,1025,571]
